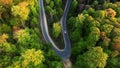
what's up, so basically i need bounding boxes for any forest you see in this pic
[0,0,120,68]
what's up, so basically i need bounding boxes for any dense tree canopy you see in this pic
[0,0,120,68]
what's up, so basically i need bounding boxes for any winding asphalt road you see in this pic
[39,0,72,60]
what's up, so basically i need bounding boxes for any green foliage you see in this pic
[45,0,50,4]
[52,22,61,38]
[8,49,45,68]
[0,42,16,53]
[75,14,85,28]
[68,14,85,42]
[74,47,108,68]
[0,55,11,68]
[0,24,11,34]
[111,27,120,37]
[87,8,96,16]
[11,2,30,20]
[21,49,44,66]
[45,0,63,22]
[100,24,114,36]
[72,38,85,56]
[68,2,120,67]
[94,10,107,19]
[1,0,120,68]
[106,57,120,68]
[14,28,31,45]
[86,27,100,47]
[14,28,43,50]
[0,34,16,68]
[44,49,62,68]
[0,0,63,67]
[92,0,98,7]
[69,0,78,16]
[55,0,62,7]
[103,2,120,17]
[72,0,78,10]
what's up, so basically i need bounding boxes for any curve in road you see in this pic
[39,0,72,60]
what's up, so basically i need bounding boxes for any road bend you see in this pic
[39,0,72,61]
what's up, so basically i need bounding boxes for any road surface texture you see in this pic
[39,0,72,67]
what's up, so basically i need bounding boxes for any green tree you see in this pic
[74,47,108,68]
[52,22,61,38]
[8,49,45,68]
